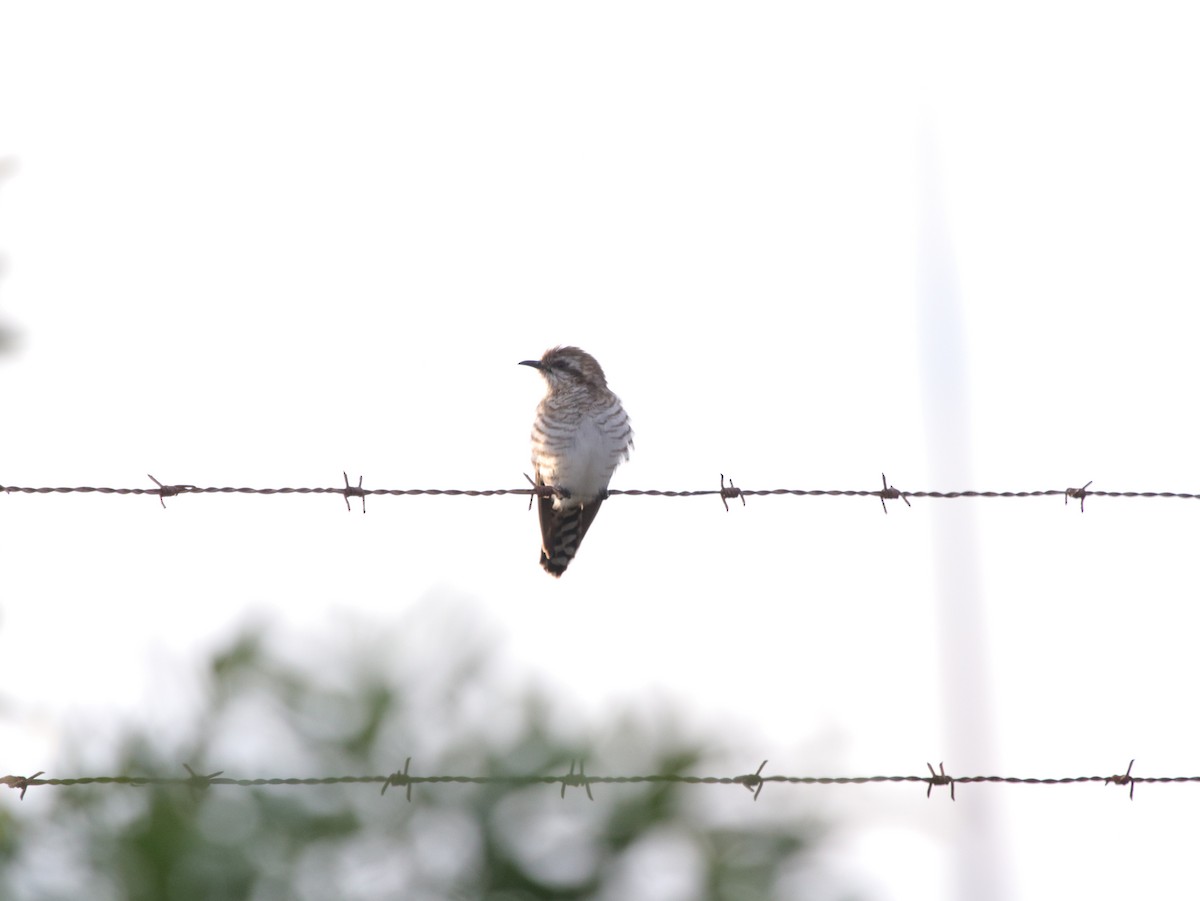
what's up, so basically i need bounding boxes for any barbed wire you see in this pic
[2,759,1184,803]
[2,473,1198,513]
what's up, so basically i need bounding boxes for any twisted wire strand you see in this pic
[3,481,1198,501]
[1,760,1182,801]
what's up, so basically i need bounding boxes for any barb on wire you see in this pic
[343,472,366,513]
[719,473,745,511]
[878,473,910,514]
[560,760,594,801]
[523,472,537,511]
[1066,480,1093,513]
[8,758,1187,802]
[926,761,955,800]
[147,474,195,508]
[1106,759,1136,800]
[734,760,769,800]
[182,763,224,793]
[1,771,44,800]
[381,757,414,800]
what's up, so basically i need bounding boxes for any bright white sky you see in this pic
[2,3,1199,899]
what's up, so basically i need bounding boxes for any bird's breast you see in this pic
[531,401,631,505]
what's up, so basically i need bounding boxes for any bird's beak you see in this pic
[519,359,544,370]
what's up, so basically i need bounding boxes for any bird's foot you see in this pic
[525,475,570,500]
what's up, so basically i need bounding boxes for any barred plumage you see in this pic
[519,346,633,577]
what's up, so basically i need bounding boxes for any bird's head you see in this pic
[519,346,608,391]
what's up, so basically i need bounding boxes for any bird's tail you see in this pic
[538,492,604,577]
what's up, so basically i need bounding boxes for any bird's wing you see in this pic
[536,472,606,577]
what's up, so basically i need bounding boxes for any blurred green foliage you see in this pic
[2,605,834,900]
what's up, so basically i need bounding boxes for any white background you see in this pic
[3,3,1200,899]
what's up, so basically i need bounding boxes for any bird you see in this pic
[520,346,633,576]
